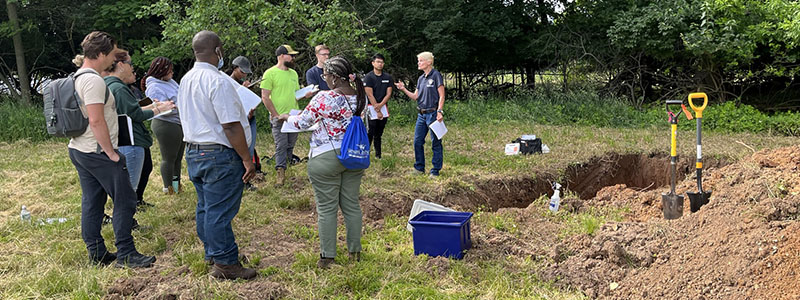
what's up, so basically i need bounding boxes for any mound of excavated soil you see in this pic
[540,145,800,299]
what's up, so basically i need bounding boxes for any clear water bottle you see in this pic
[20,205,31,222]
[548,183,562,212]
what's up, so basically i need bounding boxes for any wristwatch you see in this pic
[437,109,444,114]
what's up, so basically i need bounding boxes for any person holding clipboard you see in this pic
[260,44,315,186]
[105,50,174,209]
[363,53,393,159]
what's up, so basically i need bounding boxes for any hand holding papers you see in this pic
[429,120,447,139]
[295,85,318,100]
[147,109,174,120]
[368,105,389,120]
[280,109,320,133]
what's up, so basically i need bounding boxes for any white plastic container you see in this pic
[407,199,455,232]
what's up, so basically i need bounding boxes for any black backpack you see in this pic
[43,71,108,137]
[512,137,542,154]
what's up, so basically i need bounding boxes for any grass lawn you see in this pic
[0,119,798,299]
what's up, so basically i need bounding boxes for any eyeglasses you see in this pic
[289,54,297,58]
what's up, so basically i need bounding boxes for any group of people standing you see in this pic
[65,29,446,280]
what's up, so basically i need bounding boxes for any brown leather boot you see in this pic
[163,186,174,195]
[209,262,257,280]
[276,168,285,186]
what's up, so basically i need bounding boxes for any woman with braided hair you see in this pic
[142,57,185,195]
[283,56,366,269]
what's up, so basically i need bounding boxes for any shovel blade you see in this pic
[686,191,712,213]
[661,193,684,220]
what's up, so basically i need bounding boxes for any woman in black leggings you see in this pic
[142,57,185,194]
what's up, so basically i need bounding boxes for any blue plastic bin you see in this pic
[408,211,473,259]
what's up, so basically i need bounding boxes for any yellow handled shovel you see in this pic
[686,92,712,212]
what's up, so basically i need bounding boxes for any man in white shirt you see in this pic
[68,31,155,268]
[177,30,256,280]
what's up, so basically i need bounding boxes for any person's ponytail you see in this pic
[353,75,366,116]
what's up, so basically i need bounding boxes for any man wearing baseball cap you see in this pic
[260,45,313,186]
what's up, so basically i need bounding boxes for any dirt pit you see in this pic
[370,152,729,218]
[495,146,800,299]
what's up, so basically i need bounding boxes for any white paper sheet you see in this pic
[429,120,447,139]
[281,109,319,133]
[224,75,261,112]
[505,143,520,155]
[237,86,261,113]
[368,105,389,120]
[295,85,318,100]
[147,109,173,121]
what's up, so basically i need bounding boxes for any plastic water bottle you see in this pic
[548,183,562,212]
[20,205,31,222]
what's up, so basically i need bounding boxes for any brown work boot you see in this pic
[317,257,335,269]
[209,262,257,280]
[275,168,286,186]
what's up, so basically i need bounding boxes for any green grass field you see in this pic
[0,118,798,299]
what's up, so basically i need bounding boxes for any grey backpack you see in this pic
[43,71,108,137]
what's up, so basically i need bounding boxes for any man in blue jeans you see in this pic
[177,30,256,280]
[395,51,446,176]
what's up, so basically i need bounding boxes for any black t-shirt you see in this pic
[363,71,393,104]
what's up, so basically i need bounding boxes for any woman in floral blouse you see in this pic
[282,56,367,268]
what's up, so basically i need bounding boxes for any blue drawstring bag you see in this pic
[321,96,370,169]
[336,115,370,169]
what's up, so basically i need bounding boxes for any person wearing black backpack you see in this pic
[282,56,367,269]
[67,31,156,268]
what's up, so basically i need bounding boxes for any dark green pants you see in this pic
[307,150,364,258]
[151,119,185,189]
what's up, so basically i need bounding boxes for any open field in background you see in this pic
[1,113,798,298]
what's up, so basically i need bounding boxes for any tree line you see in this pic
[3,0,800,109]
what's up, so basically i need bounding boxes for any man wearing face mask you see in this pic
[178,30,256,280]
[260,44,313,186]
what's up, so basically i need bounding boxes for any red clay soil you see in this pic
[539,145,800,299]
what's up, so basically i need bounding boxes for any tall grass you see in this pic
[2,88,799,143]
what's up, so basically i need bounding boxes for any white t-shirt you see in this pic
[68,68,118,153]
[177,62,251,148]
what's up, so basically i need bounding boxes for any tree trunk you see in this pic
[6,0,31,105]
[525,66,535,89]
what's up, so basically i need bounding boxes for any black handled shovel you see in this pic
[686,93,712,212]
[662,100,685,220]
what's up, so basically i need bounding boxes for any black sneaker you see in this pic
[90,251,117,266]
[102,214,113,226]
[137,199,154,211]
[115,251,156,268]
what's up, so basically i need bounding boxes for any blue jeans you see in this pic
[119,145,145,192]
[414,112,443,175]
[185,145,245,265]
[248,116,257,158]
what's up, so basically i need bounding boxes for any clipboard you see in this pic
[117,114,134,146]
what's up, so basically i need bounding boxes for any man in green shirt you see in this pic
[260,45,313,186]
